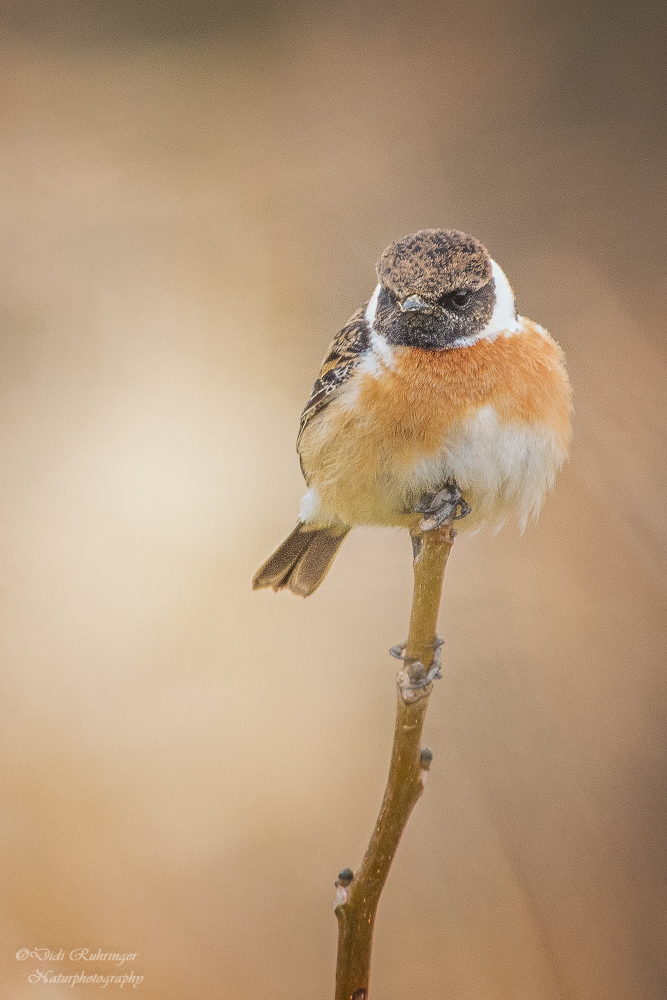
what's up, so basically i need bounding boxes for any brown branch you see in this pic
[334,524,456,1000]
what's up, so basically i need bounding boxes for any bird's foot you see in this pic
[390,636,444,702]
[414,481,471,532]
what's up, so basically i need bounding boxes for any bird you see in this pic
[253,228,572,597]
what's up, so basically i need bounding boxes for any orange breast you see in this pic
[357,320,572,463]
[297,320,572,530]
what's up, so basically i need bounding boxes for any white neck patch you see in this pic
[449,258,519,348]
[364,282,381,329]
[360,282,395,373]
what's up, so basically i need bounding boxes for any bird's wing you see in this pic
[296,306,370,456]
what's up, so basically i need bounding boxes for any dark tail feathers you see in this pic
[252,522,350,597]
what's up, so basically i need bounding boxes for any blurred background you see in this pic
[0,1,666,997]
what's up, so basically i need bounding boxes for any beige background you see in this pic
[0,2,666,997]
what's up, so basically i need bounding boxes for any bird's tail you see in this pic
[252,521,350,597]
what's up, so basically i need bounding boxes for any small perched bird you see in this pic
[253,229,572,597]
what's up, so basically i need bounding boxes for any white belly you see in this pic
[301,404,566,533]
[410,405,565,533]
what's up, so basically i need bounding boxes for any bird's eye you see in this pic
[444,289,471,310]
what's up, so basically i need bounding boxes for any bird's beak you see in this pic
[399,294,432,313]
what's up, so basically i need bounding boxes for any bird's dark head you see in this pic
[368,228,514,350]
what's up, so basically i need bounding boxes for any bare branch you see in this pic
[334,524,456,1000]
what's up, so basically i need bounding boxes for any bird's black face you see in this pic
[374,228,496,350]
[375,280,496,349]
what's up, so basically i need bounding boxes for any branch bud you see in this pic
[337,868,354,886]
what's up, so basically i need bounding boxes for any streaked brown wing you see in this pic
[296,306,370,458]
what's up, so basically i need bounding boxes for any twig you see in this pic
[334,524,456,1000]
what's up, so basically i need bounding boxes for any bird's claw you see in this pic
[414,482,471,531]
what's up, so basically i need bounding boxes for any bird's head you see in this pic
[366,228,518,350]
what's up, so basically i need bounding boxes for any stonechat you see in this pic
[253,229,572,596]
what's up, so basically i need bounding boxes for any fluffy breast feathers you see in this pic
[297,315,572,533]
